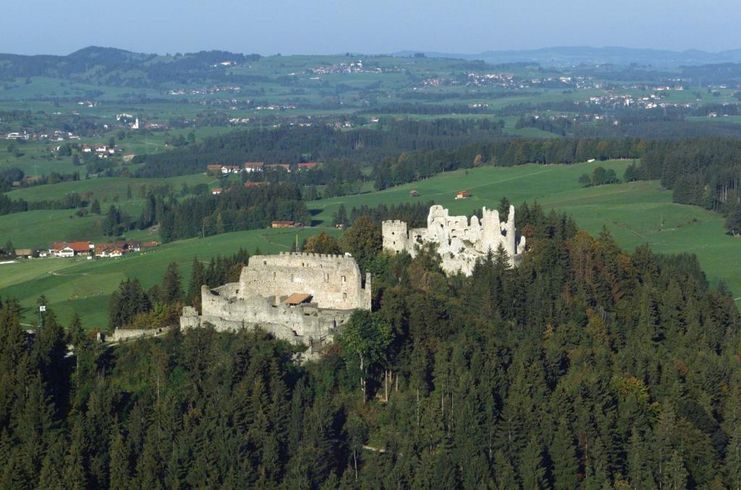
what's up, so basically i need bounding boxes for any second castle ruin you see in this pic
[382,204,525,276]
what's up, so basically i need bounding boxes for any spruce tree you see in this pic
[161,262,183,304]
[109,430,130,490]
[551,417,579,490]
[186,257,205,307]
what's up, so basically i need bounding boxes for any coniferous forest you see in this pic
[0,205,738,489]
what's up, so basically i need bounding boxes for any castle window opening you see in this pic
[341,275,346,283]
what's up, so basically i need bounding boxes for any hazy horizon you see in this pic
[3,0,741,56]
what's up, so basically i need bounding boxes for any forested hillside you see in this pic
[1,206,738,488]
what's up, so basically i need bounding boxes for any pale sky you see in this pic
[3,0,741,55]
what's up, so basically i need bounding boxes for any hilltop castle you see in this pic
[180,252,371,357]
[382,204,525,276]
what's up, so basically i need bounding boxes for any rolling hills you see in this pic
[2,159,738,330]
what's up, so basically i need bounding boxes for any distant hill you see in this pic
[0,46,260,87]
[397,46,741,67]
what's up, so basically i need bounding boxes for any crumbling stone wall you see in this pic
[179,252,372,359]
[239,253,371,310]
[382,204,526,276]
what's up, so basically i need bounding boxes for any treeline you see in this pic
[0,191,88,216]
[154,184,307,242]
[134,119,507,178]
[373,138,643,189]
[632,139,741,233]
[515,115,573,136]
[333,201,434,228]
[578,166,620,187]
[0,204,738,488]
[359,103,500,115]
[109,250,250,329]
[96,183,308,241]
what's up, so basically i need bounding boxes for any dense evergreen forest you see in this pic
[1,205,738,488]
[133,119,506,178]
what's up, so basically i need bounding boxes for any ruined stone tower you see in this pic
[382,204,526,276]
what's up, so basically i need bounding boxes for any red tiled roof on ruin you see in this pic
[284,293,312,305]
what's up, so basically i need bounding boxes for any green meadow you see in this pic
[0,226,338,330]
[2,159,738,332]
[1,174,218,248]
[310,160,741,298]
[6,174,215,202]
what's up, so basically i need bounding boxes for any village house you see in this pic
[244,181,268,189]
[243,162,265,172]
[265,163,292,172]
[95,243,125,258]
[455,190,471,200]
[211,187,223,195]
[94,241,142,258]
[221,165,242,174]
[49,241,93,258]
[271,220,302,229]
[14,249,33,259]
[296,162,319,171]
[206,164,223,175]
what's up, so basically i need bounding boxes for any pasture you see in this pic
[310,160,741,297]
[2,159,738,331]
[0,226,338,329]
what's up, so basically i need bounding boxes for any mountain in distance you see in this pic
[0,46,257,87]
[397,46,741,67]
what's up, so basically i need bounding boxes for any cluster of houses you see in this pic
[81,144,117,158]
[207,161,320,175]
[16,240,160,259]
[6,130,81,142]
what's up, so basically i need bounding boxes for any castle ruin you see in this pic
[382,204,525,276]
[180,252,371,356]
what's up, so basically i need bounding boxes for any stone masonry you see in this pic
[180,252,371,357]
[382,204,525,276]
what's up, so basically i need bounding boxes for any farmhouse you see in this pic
[95,241,141,258]
[271,220,302,229]
[455,190,471,200]
[244,181,267,189]
[180,252,372,357]
[49,241,93,258]
[14,249,33,259]
[95,244,125,258]
[265,163,292,172]
[243,162,265,172]
[207,164,223,175]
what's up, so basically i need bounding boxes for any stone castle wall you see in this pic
[239,252,371,310]
[382,204,525,276]
[180,252,371,359]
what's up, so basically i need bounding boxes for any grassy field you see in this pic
[0,174,219,248]
[6,174,215,202]
[0,226,338,330]
[2,159,738,331]
[309,160,741,297]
